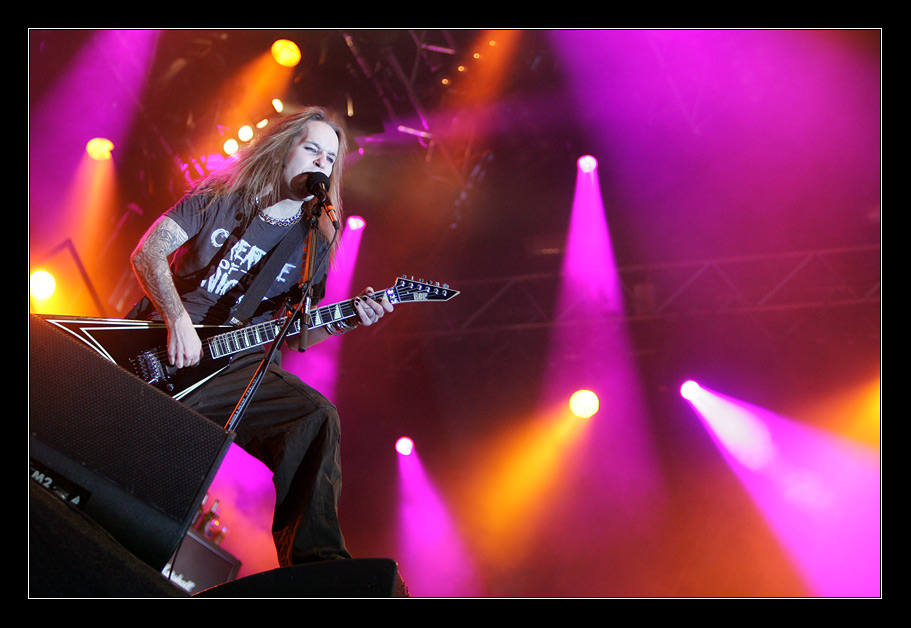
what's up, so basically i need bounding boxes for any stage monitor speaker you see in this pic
[194,559,401,598]
[29,314,235,572]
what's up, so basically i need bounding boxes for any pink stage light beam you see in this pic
[397,443,481,597]
[532,153,664,555]
[683,383,881,597]
[30,30,161,251]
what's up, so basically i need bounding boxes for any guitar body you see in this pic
[33,276,459,402]
[35,315,237,400]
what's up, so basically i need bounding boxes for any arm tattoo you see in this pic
[131,216,190,324]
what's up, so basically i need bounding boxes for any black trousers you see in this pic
[180,350,351,566]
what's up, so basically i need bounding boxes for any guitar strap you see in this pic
[225,221,306,326]
[125,217,307,326]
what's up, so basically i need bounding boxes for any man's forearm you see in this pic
[130,216,189,325]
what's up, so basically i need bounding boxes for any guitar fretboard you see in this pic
[202,279,456,359]
[205,297,361,358]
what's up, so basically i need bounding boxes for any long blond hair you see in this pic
[196,106,348,256]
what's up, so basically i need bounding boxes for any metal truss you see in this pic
[391,244,881,340]
[341,30,493,212]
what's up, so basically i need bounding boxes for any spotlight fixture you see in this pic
[237,125,254,142]
[29,270,56,301]
[395,437,415,456]
[85,137,114,161]
[577,155,598,173]
[271,39,301,67]
[569,389,599,418]
[680,380,703,400]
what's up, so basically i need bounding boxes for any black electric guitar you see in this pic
[35,276,459,401]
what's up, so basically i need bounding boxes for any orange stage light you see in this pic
[458,408,591,564]
[271,39,301,67]
[85,137,114,160]
[29,270,57,301]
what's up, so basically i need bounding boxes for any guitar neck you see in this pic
[204,295,365,359]
[202,277,458,360]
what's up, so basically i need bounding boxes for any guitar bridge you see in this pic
[129,350,169,386]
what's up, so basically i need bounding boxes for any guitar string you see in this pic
[137,283,457,370]
[140,301,357,365]
[139,288,420,367]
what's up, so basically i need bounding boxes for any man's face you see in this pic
[282,120,339,200]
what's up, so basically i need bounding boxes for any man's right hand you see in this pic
[168,312,202,368]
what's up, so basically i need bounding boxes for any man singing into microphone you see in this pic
[128,106,393,568]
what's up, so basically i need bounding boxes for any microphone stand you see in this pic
[295,185,339,355]
[223,198,329,433]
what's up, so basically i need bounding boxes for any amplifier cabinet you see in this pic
[163,529,242,594]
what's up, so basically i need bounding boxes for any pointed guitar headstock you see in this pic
[384,276,460,304]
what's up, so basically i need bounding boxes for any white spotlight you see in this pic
[680,380,703,401]
[395,437,415,456]
[237,125,254,142]
[577,155,598,173]
[569,389,599,418]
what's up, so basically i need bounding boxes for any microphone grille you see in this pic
[306,172,330,193]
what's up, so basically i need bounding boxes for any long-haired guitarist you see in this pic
[128,106,393,568]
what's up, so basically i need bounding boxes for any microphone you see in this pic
[306,172,330,201]
[305,172,340,230]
